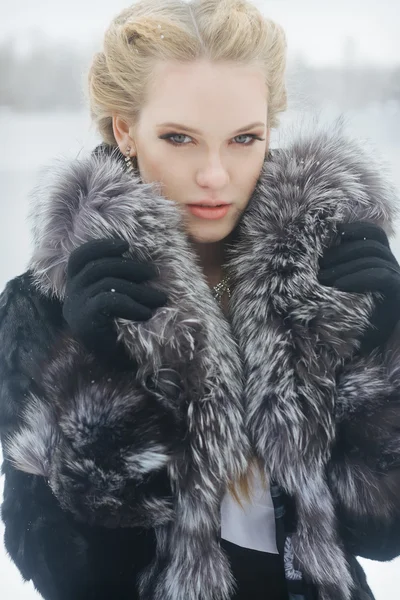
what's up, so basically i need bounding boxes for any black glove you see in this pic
[62,237,168,366]
[318,221,400,356]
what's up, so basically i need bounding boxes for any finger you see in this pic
[337,222,390,247]
[318,257,400,285]
[319,240,398,269]
[67,238,129,278]
[76,257,158,288]
[86,277,168,309]
[323,267,400,294]
[89,292,153,322]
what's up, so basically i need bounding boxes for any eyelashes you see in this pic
[159,133,265,147]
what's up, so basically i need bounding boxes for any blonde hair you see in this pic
[87,0,288,146]
[87,0,287,504]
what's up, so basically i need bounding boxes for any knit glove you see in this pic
[317,221,400,356]
[62,237,168,365]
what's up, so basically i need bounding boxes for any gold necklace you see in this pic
[212,272,232,304]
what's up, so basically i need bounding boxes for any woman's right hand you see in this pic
[62,237,168,359]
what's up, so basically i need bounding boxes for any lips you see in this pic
[190,201,231,207]
[186,204,231,220]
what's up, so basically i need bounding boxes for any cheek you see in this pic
[240,164,263,190]
[245,159,266,189]
[138,150,169,186]
[144,162,185,204]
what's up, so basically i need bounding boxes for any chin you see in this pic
[187,222,236,244]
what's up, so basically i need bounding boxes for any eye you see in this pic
[160,133,192,146]
[159,133,265,147]
[234,134,265,146]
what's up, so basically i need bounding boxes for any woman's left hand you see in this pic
[317,221,400,355]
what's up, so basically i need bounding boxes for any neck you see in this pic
[190,237,228,288]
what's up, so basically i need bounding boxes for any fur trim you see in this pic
[226,118,399,598]
[14,149,251,599]
[7,117,400,600]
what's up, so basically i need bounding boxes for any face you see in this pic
[113,59,270,244]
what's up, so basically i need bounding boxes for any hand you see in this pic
[62,237,168,364]
[317,221,400,355]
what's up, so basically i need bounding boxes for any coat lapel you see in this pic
[226,123,399,599]
[26,144,250,600]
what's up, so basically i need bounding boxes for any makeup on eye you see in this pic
[158,133,266,147]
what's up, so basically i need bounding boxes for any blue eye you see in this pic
[159,133,265,147]
[162,133,191,145]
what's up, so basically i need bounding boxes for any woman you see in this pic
[1,0,400,599]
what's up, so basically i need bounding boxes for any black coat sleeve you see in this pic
[1,455,157,600]
[0,272,175,599]
[327,338,400,562]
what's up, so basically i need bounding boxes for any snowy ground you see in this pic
[1,105,399,598]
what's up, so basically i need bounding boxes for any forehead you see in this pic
[142,60,268,126]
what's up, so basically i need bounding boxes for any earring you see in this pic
[124,146,135,174]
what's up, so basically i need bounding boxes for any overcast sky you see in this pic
[0,0,399,66]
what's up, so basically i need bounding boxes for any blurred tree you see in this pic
[0,34,85,111]
[0,33,398,113]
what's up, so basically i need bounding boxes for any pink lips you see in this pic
[187,204,231,220]
[190,199,231,207]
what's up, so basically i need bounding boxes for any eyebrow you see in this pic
[156,121,266,135]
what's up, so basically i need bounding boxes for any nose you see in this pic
[196,155,230,189]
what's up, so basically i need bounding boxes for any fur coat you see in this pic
[1,119,400,600]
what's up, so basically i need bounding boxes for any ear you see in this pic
[112,115,136,155]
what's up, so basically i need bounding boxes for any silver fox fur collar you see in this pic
[9,119,400,600]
